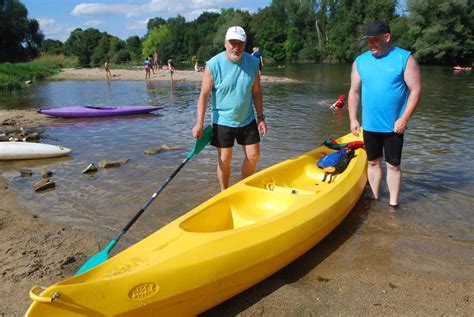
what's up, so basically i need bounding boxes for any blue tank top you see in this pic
[206,51,259,127]
[356,46,411,132]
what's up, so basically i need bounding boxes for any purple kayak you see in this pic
[38,105,163,118]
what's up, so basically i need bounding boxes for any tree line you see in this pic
[1,0,473,67]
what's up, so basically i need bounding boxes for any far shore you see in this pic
[51,67,298,83]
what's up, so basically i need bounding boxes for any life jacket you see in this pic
[317,149,355,183]
[322,138,364,150]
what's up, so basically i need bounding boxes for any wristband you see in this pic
[257,114,265,122]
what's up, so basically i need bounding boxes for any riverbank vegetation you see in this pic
[1,0,473,71]
[0,55,79,93]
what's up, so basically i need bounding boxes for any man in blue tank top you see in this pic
[192,26,268,191]
[348,20,422,208]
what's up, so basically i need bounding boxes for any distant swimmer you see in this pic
[330,95,346,109]
[453,65,472,72]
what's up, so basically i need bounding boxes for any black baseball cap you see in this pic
[363,20,391,38]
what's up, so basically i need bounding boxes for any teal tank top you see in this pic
[206,52,260,127]
[356,46,411,132]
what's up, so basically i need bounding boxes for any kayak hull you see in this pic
[0,142,71,160]
[39,106,163,118]
[26,132,367,316]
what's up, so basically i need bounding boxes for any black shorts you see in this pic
[363,130,404,166]
[211,121,260,148]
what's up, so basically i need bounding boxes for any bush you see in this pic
[0,57,71,93]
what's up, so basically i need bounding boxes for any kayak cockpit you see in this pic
[179,189,296,233]
[180,152,334,233]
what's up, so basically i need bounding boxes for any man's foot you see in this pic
[389,203,399,209]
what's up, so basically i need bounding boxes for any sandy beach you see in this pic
[1,68,473,316]
[52,67,298,84]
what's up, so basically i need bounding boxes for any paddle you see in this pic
[75,125,213,275]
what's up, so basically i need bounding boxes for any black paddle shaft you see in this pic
[114,156,190,242]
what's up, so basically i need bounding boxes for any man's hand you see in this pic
[258,120,268,137]
[350,119,360,136]
[393,118,408,134]
[192,123,203,139]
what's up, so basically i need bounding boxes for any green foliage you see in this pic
[126,36,142,63]
[407,0,474,65]
[0,0,44,62]
[41,39,64,55]
[147,17,166,31]
[0,60,61,92]
[65,28,103,67]
[142,25,170,61]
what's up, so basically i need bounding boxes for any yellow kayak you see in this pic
[26,132,367,316]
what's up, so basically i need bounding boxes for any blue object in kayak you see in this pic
[317,150,346,169]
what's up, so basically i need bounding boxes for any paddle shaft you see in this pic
[113,156,190,242]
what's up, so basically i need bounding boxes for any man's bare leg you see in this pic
[386,162,401,206]
[241,143,260,179]
[217,147,233,191]
[367,158,383,199]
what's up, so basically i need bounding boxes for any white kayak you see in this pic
[0,142,71,160]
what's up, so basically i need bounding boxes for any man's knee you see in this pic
[217,149,233,165]
[243,145,260,163]
[386,162,401,172]
[368,158,382,167]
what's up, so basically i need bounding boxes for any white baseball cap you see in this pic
[225,26,246,42]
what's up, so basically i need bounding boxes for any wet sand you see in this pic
[0,70,473,315]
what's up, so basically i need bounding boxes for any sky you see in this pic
[22,0,272,42]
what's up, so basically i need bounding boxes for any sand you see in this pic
[0,68,472,316]
[52,67,297,84]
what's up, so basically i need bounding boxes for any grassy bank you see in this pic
[0,55,79,93]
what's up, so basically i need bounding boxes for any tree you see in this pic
[0,0,44,62]
[126,35,142,63]
[159,15,187,61]
[141,25,170,60]
[406,0,474,65]
[65,28,103,67]
[147,17,166,31]
[185,11,220,61]
[41,39,64,55]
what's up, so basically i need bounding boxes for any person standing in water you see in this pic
[348,20,422,208]
[192,26,267,191]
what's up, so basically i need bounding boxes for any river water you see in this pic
[0,64,473,249]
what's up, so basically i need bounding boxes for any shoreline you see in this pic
[51,67,298,83]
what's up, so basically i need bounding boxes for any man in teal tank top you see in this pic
[348,20,422,208]
[192,26,268,191]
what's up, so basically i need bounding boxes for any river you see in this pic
[0,64,473,250]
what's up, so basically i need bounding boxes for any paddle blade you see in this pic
[75,240,117,275]
[187,125,213,159]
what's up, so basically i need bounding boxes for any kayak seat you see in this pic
[180,190,296,233]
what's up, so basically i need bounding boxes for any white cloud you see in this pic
[71,3,139,17]
[37,18,74,42]
[84,20,104,27]
[71,0,242,19]
[182,8,220,21]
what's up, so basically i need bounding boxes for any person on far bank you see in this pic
[192,26,268,191]
[348,20,422,209]
[144,57,151,80]
[104,60,112,80]
[167,58,176,81]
